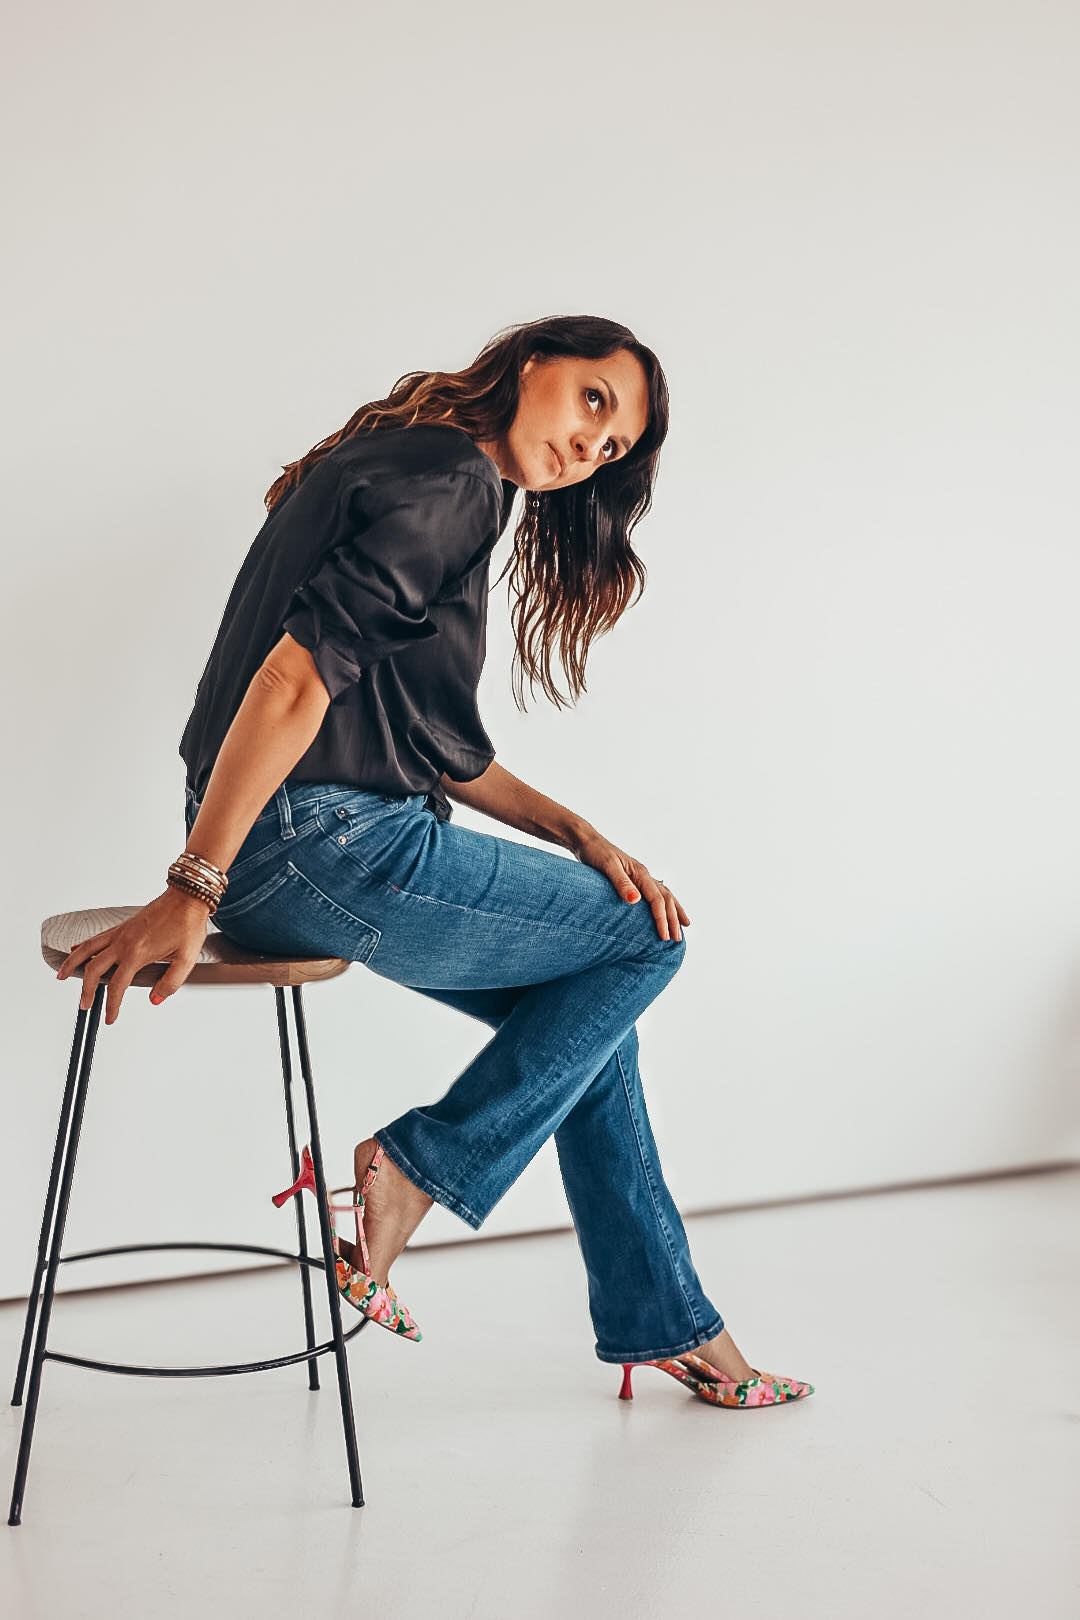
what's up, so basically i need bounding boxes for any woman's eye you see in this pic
[585,388,616,459]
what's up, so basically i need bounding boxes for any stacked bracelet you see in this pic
[166,852,229,915]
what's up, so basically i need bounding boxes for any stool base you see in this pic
[31,1241,367,1377]
[9,983,367,1523]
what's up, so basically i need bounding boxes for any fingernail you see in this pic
[150,994,163,1005]
[627,890,638,900]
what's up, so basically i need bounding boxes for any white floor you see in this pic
[1,1167,1077,1620]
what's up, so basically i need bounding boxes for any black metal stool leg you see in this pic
[9,983,106,1526]
[11,999,92,1408]
[274,988,319,1391]
[290,984,364,1508]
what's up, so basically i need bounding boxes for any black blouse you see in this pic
[179,423,518,823]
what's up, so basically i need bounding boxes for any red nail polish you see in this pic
[150,993,163,1005]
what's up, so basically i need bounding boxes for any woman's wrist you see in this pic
[166,851,228,913]
[160,884,214,916]
[559,815,598,857]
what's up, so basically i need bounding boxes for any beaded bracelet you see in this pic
[167,850,230,915]
[166,871,220,914]
[175,851,228,885]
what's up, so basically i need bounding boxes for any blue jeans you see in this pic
[184,779,724,1363]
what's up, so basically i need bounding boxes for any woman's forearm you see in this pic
[184,663,330,873]
[441,761,595,851]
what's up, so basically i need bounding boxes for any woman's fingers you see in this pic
[149,953,201,1006]
[665,888,690,931]
[79,946,117,1012]
[55,895,211,1025]
[621,866,686,943]
[606,856,639,903]
[104,963,142,1025]
[57,928,119,980]
[599,855,641,907]
[647,877,681,942]
[579,835,690,942]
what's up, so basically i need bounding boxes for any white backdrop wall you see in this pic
[2,0,1078,1300]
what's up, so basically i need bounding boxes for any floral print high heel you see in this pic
[271,1142,422,1341]
[618,1350,813,1407]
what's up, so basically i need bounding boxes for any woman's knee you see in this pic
[632,926,687,972]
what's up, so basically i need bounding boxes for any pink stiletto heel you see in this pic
[618,1350,813,1407]
[272,1143,422,1341]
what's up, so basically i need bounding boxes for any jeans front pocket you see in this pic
[212,861,383,964]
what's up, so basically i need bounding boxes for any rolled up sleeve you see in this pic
[282,466,493,703]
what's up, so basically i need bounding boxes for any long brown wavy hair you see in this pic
[263,314,670,710]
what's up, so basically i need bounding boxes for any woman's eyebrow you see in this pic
[598,376,632,453]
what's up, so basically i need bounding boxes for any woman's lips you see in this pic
[548,443,565,474]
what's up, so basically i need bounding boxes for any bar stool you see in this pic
[9,904,369,1526]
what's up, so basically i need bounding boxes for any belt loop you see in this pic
[276,784,296,840]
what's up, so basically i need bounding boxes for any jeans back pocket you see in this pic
[212,861,383,965]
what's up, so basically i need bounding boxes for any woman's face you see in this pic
[490,349,651,491]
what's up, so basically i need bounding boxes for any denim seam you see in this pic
[614,1039,704,1343]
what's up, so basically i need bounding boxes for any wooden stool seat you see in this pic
[40,906,352,988]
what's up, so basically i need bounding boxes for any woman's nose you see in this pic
[571,432,604,466]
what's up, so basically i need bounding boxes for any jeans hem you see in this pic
[374,1131,485,1232]
[593,1314,726,1365]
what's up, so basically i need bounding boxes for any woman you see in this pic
[57,314,813,1410]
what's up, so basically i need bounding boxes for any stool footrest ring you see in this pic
[36,1240,367,1378]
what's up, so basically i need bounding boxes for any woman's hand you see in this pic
[568,828,690,942]
[55,889,213,1024]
